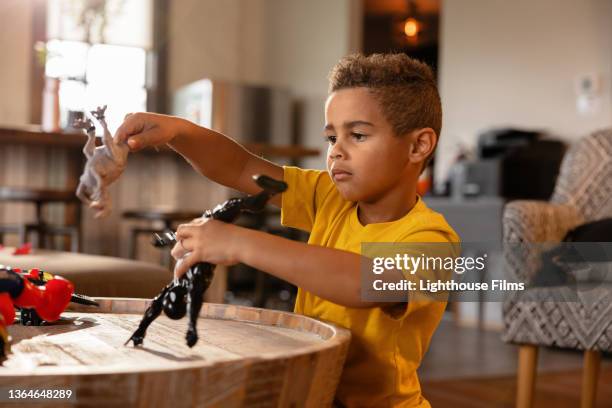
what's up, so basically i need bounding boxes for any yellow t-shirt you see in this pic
[281,166,460,408]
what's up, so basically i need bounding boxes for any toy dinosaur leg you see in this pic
[91,170,103,200]
[99,117,125,161]
[125,284,171,347]
[76,182,91,205]
[89,170,107,216]
[100,121,112,146]
[185,263,214,348]
[91,187,111,218]
[83,134,96,159]
[100,128,117,161]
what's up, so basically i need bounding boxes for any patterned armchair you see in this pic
[501,129,612,408]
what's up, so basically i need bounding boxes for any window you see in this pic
[45,0,152,133]
[45,39,147,133]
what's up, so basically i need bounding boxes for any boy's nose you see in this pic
[328,143,345,160]
[329,150,342,160]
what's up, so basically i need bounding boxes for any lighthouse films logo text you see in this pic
[360,242,612,303]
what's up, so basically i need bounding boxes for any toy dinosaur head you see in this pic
[91,105,108,121]
[73,117,95,132]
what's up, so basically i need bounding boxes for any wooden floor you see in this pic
[421,367,612,408]
[419,317,612,407]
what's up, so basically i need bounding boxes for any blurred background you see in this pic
[0,1,611,406]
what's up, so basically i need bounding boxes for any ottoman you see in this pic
[0,246,172,298]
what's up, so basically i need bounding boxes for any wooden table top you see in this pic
[0,298,350,375]
[0,298,350,406]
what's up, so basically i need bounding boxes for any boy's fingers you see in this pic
[114,113,154,151]
[94,212,106,219]
[173,252,198,280]
[176,223,197,239]
[170,242,182,260]
[122,134,149,152]
[114,113,142,143]
[175,226,187,239]
[175,218,206,237]
[171,237,193,259]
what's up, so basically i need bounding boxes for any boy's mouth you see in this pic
[331,168,352,181]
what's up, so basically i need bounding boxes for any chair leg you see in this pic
[38,224,47,249]
[581,350,601,408]
[70,228,80,253]
[30,226,41,249]
[41,226,77,252]
[18,225,28,246]
[161,248,173,268]
[516,344,538,408]
[129,229,140,260]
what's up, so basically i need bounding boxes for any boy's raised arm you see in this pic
[114,113,283,207]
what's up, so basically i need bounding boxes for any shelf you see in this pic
[0,125,320,159]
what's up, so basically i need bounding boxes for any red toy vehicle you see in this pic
[0,266,98,361]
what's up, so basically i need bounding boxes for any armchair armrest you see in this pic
[503,200,582,243]
[502,200,583,282]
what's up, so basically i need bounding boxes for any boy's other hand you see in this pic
[114,112,184,152]
[171,218,243,279]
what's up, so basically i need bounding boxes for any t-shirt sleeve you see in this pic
[280,166,335,233]
[381,229,461,320]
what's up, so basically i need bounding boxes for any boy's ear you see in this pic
[407,128,437,164]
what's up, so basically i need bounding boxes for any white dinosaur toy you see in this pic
[73,105,129,218]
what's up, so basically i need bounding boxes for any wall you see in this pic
[436,0,612,185]
[262,0,362,169]
[0,0,32,125]
[168,0,267,92]
[168,0,362,169]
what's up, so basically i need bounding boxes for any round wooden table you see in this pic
[0,298,351,407]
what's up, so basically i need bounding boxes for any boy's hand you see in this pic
[114,112,186,152]
[171,218,242,279]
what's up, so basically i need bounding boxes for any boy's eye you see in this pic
[324,135,337,145]
[351,133,367,142]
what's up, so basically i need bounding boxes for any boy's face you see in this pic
[324,87,417,203]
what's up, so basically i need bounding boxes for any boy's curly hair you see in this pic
[328,53,442,146]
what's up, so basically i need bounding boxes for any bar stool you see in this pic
[122,209,203,266]
[0,187,82,252]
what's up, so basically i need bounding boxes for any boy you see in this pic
[115,53,459,407]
